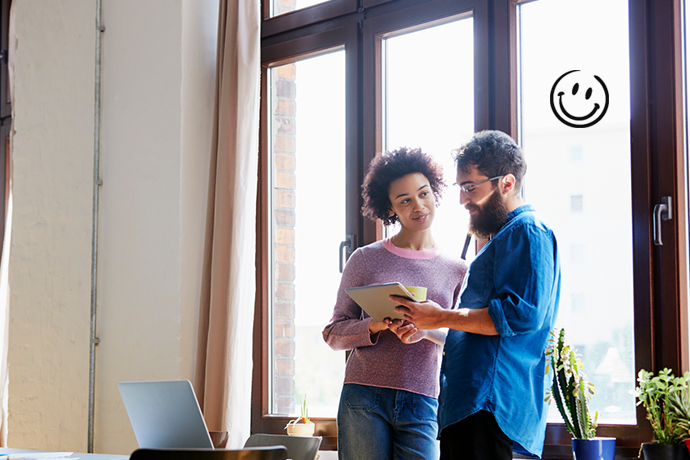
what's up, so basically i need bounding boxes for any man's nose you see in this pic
[459,190,469,205]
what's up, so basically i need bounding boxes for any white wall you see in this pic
[9,0,218,454]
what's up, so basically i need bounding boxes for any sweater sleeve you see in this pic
[322,248,380,351]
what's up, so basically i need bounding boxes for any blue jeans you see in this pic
[337,384,439,460]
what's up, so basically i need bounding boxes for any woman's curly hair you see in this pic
[361,146,446,226]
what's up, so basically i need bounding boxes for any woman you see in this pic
[322,146,468,460]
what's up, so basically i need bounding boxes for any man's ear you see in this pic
[500,174,517,194]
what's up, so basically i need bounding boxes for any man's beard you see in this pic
[468,189,508,239]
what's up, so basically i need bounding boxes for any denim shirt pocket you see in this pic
[459,255,492,307]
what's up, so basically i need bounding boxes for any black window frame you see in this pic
[254,1,689,457]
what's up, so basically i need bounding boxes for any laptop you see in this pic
[118,380,214,449]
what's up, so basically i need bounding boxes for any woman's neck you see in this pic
[390,230,435,251]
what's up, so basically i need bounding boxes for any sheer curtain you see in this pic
[194,0,261,449]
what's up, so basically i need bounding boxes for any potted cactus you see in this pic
[545,328,615,460]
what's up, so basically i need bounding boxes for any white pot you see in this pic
[286,421,315,437]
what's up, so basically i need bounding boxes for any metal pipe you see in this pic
[88,0,104,452]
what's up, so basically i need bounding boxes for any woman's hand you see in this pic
[368,318,392,335]
[388,319,426,344]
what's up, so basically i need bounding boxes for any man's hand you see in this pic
[388,319,426,344]
[391,296,448,330]
[392,295,499,336]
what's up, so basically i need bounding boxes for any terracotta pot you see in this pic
[572,437,615,460]
[641,442,690,460]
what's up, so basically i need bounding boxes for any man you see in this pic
[393,130,561,459]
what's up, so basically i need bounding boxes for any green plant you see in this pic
[545,328,598,439]
[635,368,690,444]
[668,385,690,440]
[299,391,310,424]
[286,392,312,427]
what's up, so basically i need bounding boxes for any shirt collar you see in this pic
[485,205,534,241]
[506,204,534,224]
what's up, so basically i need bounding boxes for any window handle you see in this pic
[339,234,356,273]
[653,196,672,246]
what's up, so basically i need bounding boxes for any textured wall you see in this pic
[9,0,218,454]
[9,0,97,450]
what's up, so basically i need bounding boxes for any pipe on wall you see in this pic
[88,0,104,452]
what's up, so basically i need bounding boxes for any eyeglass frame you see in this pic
[455,175,506,193]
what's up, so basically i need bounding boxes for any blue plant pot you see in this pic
[572,437,616,460]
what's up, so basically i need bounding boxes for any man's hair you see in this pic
[453,130,527,191]
[362,146,446,226]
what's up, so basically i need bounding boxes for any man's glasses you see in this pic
[455,175,505,193]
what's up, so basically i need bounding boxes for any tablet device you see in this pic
[345,282,415,322]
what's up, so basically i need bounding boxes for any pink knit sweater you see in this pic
[322,239,468,398]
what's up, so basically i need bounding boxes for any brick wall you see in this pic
[273,0,296,17]
[271,61,297,415]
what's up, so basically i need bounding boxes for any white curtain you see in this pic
[194,0,261,449]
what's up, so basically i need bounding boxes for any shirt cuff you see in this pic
[487,298,516,337]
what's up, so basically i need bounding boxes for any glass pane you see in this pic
[383,16,475,260]
[519,0,635,424]
[271,0,332,18]
[269,51,346,417]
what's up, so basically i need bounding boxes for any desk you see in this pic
[0,447,336,460]
[315,452,336,460]
[0,448,127,460]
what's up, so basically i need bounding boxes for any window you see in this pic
[267,51,347,417]
[570,195,584,213]
[570,146,583,162]
[380,15,475,257]
[519,0,636,426]
[256,0,688,456]
[269,0,333,18]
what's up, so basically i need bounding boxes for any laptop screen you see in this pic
[118,380,214,449]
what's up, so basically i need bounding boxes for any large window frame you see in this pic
[254,0,689,457]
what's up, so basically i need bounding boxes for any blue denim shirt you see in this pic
[439,205,561,458]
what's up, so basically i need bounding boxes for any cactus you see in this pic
[545,328,597,439]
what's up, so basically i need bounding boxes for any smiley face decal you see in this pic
[550,70,609,128]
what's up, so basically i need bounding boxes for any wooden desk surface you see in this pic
[0,447,338,460]
[0,448,127,460]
